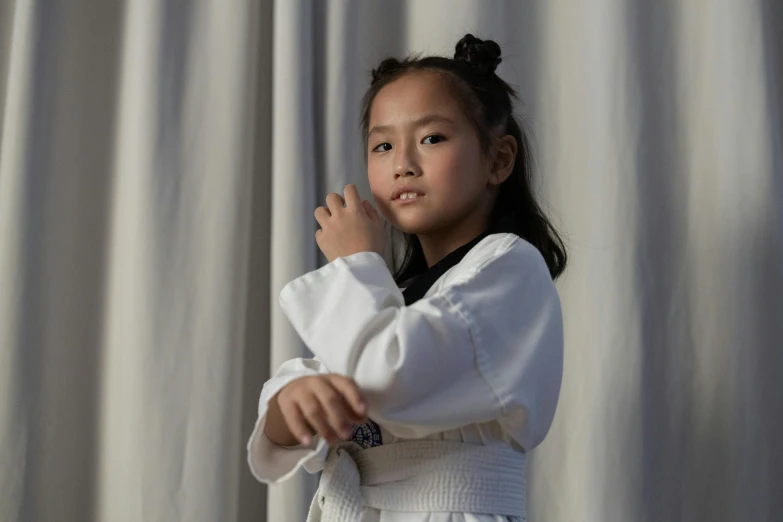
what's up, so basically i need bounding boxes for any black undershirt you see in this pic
[400,212,518,306]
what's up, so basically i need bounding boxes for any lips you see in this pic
[391,185,426,201]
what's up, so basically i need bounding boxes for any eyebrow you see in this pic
[368,114,455,139]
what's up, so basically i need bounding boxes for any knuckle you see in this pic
[317,426,334,438]
[342,376,359,389]
[321,390,340,405]
[279,387,296,402]
[284,408,301,422]
[288,418,306,433]
[301,402,321,417]
[326,395,344,409]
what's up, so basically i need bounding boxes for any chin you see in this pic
[388,216,437,236]
[395,225,426,235]
[378,202,443,235]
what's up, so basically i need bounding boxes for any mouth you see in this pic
[392,192,425,204]
[391,185,426,204]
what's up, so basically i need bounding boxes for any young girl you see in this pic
[247,34,567,522]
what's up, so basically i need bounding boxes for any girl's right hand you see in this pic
[275,374,369,446]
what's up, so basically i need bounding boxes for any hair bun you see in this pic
[371,57,402,85]
[454,34,502,74]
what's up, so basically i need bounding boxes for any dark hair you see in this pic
[360,34,568,282]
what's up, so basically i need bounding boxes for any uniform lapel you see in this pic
[401,212,516,306]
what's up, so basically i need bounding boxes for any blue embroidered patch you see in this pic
[350,419,383,448]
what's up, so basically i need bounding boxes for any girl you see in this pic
[247,34,567,522]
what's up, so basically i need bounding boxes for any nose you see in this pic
[393,143,421,179]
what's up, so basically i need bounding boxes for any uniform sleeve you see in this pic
[279,237,563,451]
[246,357,330,484]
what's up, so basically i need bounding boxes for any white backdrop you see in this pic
[1,1,781,521]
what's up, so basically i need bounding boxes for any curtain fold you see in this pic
[1,1,267,521]
[1,1,781,521]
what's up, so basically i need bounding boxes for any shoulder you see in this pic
[450,233,552,287]
[426,232,561,337]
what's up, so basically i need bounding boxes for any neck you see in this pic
[417,199,494,268]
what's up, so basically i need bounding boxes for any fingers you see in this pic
[280,375,370,447]
[325,193,345,214]
[362,200,381,222]
[321,186,365,221]
[280,402,315,446]
[343,184,362,210]
[298,392,341,445]
[314,206,330,228]
[312,380,357,442]
[329,375,368,422]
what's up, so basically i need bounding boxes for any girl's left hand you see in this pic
[315,184,385,263]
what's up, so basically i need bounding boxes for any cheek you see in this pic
[367,164,384,197]
[367,166,391,213]
[428,148,482,193]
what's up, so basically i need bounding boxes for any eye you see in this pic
[371,142,392,153]
[423,134,445,145]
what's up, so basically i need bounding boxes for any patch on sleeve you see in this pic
[350,419,383,448]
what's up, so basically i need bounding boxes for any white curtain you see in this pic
[0,1,269,520]
[1,1,781,522]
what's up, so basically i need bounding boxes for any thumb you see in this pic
[362,200,381,222]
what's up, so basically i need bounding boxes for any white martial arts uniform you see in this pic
[247,229,563,521]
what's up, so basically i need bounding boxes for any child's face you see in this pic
[366,71,494,236]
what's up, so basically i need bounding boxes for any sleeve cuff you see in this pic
[246,367,329,483]
[246,414,328,483]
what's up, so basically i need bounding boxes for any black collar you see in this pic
[401,213,517,306]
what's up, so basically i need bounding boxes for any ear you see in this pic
[488,135,517,185]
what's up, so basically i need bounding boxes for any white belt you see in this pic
[305,440,527,521]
